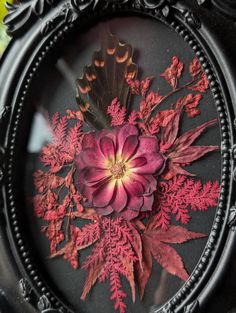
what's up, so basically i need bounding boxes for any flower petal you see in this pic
[144,175,157,193]
[81,148,106,169]
[130,173,156,194]
[118,124,139,152]
[93,179,116,207]
[99,136,116,162]
[76,155,86,171]
[96,206,113,216]
[97,128,117,142]
[111,181,128,212]
[134,152,165,175]
[83,167,109,184]
[129,157,147,169]
[135,136,159,157]
[127,196,143,211]
[124,177,144,197]
[141,194,154,212]
[82,132,96,149]
[78,184,95,203]
[122,135,139,161]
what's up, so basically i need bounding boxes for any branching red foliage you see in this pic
[151,176,220,230]
[160,115,219,179]
[107,98,127,126]
[78,218,142,313]
[33,113,84,254]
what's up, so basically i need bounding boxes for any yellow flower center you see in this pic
[110,161,127,179]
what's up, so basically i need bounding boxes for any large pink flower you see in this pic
[76,124,165,220]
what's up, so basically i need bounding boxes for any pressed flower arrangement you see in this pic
[33,33,220,313]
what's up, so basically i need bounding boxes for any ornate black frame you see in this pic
[0,0,236,312]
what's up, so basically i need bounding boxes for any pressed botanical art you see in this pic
[33,33,220,313]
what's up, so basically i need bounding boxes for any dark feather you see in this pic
[76,33,138,129]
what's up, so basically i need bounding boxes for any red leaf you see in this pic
[120,257,135,303]
[173,119,218,152]
[81,258,105,300]
[136,239,152,300]
[155,110,176,128]
[148,225,206,244]
[168,145,219,164]
[162,116,219,176]
[50,112,60,130]
[143,226,205,282]
[149,241,189,281]
[162,161,195,180]
[161,56,184,89]
[161,110,181,147]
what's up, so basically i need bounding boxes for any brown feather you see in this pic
[76,32,138,129]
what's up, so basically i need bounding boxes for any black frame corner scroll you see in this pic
[0,1,236,313]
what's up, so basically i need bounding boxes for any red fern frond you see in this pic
[53,116,68,145]
[107,98,127,126]
[152,176,220,230]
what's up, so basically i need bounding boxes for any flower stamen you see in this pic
[110,162,127,179]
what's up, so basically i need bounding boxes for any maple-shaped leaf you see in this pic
[137,225,206,297]
[151,176,220,230]
[161,56,184,90]
[161,116,219,179]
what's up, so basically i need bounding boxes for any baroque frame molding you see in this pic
[0,0,236,312]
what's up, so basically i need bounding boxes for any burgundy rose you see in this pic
[76,124,165,220]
